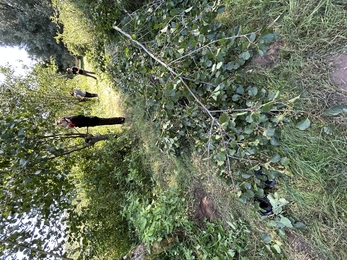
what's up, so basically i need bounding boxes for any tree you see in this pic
[0,63,113,259]
[0,0,74,69]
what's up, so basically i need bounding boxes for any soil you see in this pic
[286,230,319,260]
[252,40,284,67]
[330,53,347,92]
[193,187,218,223]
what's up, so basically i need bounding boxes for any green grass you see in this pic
[277,125,347,259]
[218,0,347,258]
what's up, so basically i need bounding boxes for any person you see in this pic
[57,115,125,129]
[66,66,97,80]
[70,89,98,101]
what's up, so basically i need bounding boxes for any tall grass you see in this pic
[278,125,347,259]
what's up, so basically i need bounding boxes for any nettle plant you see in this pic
[110,0,298,198]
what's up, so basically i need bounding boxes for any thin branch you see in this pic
[113,25,217,123]
[48,145,89,159]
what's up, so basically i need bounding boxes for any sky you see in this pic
[0,46,36,82]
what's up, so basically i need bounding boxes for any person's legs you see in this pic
[85,92,98,97]
[83,70,95,74]
[84,73,97,80]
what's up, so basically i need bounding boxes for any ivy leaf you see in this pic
[296,118,310,130]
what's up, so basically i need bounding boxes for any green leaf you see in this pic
[216,152,226,165]
[227,249,235,257]
[166,101,174,110]
[241,51,251,60]
[296,118,310,130]
[217,5,226,13]
[273,244,281,254]
[264,128,275,137]
[254,188,264,198]
[293,221,306,229]
[270,136,280,146]
[184,6,193,13]
[170,8,179,16]
[267,220,277,227]
[280,157,290,166]
[219,113,229,124]
[236,86,244,94]
[205,60,212,67]
[323,124,334,135]
[324,105,344,116]
[288,95,301,103]
[270,154,281,163]
[191,29,200,36]
[20,158,27,167]
[249,32,256,42]
[278,228,286,236]
[280,216,293,228]
[248,86,258,96]
[261,101,274,112]
[262,233,271,243]
[241,173,251,179]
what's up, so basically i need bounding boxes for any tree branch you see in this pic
[113,25,217,124]
[113,25,242,187]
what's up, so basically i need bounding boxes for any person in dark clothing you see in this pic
[57,115,125,128]
[66,66,97,80]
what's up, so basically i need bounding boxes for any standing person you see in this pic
[57,115,125,129]
[66,66,97,80]
[70,89,98,101]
